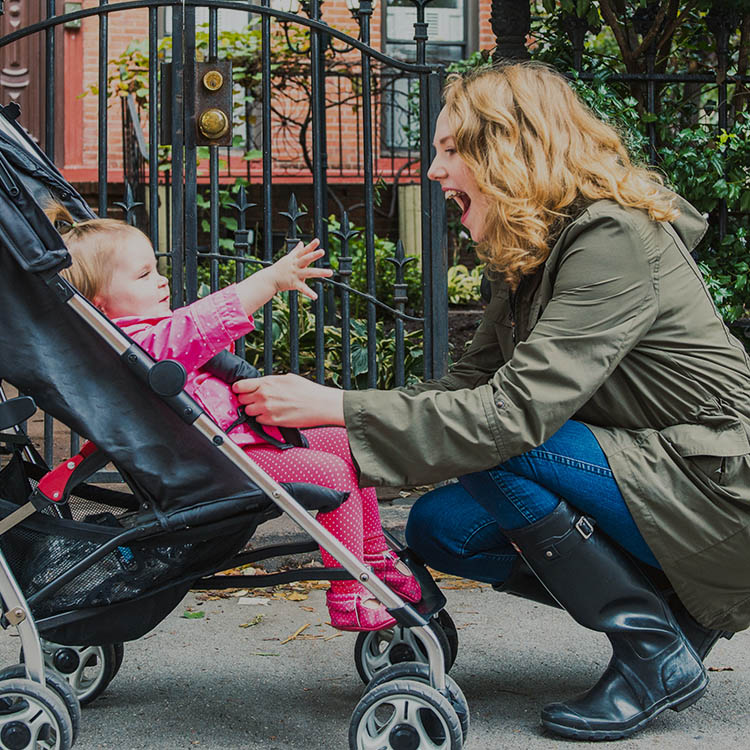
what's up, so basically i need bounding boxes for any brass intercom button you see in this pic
[199,109,230,139]
[202,70,224,91]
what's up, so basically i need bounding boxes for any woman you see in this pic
[232,63,750,740]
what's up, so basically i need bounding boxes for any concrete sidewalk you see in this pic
[2,499,748,749]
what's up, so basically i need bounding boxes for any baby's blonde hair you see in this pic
[443,62,678,286]
[46,202,148,301]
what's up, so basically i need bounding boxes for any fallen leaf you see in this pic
[239,615,264,628]
[231,589,250,598]
[399,490,412,498]
[708,666,734,672]
[300,606,315,612]
[181,610,205,619]
[217,564,266,576]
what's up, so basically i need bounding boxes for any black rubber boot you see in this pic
[492,557,561,608]
[504,500,709,741]
[494,558,733,661]
[666,591,734,661]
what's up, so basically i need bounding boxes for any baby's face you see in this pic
[94,234,171,319]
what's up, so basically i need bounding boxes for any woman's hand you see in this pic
[232,374,345,428]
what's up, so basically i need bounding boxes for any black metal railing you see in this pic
[550,10,750,248]
[0,0,448,467]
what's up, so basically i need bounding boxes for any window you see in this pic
[383,0,471,64]
[382,0,476,150]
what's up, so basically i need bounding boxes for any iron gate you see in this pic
[0,0,449,467]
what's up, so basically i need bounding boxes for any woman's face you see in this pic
[427,107,490,243]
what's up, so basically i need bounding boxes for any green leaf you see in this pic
[181,610,205,619]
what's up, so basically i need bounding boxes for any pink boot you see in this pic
[326,586,397,632]
[364,549,422,603]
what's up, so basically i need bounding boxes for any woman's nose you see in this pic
[427,155,445,182]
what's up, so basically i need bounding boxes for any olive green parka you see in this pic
[343,197,750,632]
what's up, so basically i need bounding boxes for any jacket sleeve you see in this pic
[343,211,659,486]
[123,285,255,371]
[399,296,508,396]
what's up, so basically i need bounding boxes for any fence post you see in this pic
[490,0,530,62]
[559,13,591,73]
[707,3,741,242]
[426,69,448,379]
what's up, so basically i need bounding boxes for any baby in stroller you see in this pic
[45,202,421,632]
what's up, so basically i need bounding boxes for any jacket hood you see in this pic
[670,193,709,254]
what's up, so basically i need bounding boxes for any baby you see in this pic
[50,204,421,631]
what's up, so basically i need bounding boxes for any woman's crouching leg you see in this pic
[405,481,516,584]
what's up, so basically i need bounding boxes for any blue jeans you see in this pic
[405,420,659,585]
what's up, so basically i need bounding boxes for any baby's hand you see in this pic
[271,239,333,301]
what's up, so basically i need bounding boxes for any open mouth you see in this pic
[445,189,471,218]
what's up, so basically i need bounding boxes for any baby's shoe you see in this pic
[326,586,397,632]
[364,548,422,603]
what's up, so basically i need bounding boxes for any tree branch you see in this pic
[598,0,635,70]
[651,0,702,59]
[632,1,672,61]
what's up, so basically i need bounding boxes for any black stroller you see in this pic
[0,103,469,749]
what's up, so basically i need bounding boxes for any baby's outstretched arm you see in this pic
[236,239,332,315]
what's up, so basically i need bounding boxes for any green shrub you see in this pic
[244,294,424,389]
[447,264,484,306]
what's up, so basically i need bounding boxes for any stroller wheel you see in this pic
[434,610,459,666]
[22,641,119,706]
[0,665,81,743]
[112,643,125,679]
[363,661,470,741]
[349,678,463,750]
[0,678,74,750]
[353,617,452,685]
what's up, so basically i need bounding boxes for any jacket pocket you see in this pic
[661,419,750,486]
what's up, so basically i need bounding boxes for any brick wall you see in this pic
[67,1,148,179]
[60,1,497,184]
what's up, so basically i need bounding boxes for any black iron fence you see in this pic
[543,8,750,244]
[0,0,448,467]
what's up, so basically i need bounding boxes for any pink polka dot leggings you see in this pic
[246,426,389,595]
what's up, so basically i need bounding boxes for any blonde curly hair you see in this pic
[442,62,678,286]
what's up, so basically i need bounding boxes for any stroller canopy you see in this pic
[0,104,284,515]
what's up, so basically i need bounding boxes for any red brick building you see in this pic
[1,1,495,190]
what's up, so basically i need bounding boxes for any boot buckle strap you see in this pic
[537,515,595,560]
[575,516,594,539]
